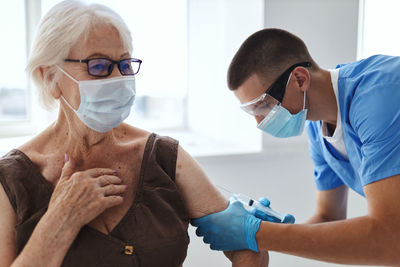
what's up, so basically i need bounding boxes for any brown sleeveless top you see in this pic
[0,133,190,267]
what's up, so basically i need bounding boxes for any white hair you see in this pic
[26,0,133,110]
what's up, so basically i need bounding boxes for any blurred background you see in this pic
[1,0,399,266]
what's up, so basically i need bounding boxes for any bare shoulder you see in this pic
[116,123,152,146]
[17,125,60,162]
[18,134,46,156]
[175,145,227,218]
[16,127,65,183]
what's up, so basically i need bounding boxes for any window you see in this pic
[0,1,28,122]
[1,0,264,157]
[358,0,400,58]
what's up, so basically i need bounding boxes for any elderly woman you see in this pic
[0,1,268,267]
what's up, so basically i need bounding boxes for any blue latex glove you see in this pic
[251,197,295,224]
[191,196,261,252]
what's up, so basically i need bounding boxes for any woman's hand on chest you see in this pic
[47,155,128,231]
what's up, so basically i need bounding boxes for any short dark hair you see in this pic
[227,28,317,90]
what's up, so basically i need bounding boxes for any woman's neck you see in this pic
[51,105,117,162]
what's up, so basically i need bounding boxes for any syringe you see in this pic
[217,185,295,224]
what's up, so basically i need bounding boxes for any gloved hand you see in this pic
[251,197,295,224]
[191,196,261,252]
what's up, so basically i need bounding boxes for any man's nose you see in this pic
[255,115,265,124]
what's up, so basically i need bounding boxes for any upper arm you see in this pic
[364,174,400,253]
[314,185,348,222]
[175,146,269,266]
[365,174,400,221]
[175,145,227,218]
[0,183,17,267]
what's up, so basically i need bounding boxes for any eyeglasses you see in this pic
[240,62,312,116]
[240,91,280,116]
[64,58,142,77]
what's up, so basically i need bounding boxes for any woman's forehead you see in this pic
[68,25,128,59]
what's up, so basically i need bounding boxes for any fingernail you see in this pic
[125,185,128,190]
[113,170,118,174]
[65,154,69,162]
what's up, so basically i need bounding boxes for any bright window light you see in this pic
[359,0,400,58]
[0,1,28,122]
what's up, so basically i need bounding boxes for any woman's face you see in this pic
[56,25,131,110]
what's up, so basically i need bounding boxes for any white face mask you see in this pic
[57,66,136,133]
[257,92,308,138]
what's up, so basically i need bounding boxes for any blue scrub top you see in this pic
[306,55,400,197]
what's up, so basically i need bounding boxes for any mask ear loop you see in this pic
[285,73,292,88]
[56,65,79,84]
[60,95,78,112]
[55,65,80,112]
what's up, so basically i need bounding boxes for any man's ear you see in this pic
[293,67,311,92]
[39,66,61,99]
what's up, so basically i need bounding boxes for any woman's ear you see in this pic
[293,67,311,92]
[39,66,61,99]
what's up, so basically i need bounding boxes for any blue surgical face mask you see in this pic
[257,90,308,138]
[57,66,136,133]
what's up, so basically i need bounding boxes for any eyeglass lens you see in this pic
[87,58,140,76]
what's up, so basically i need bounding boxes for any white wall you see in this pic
[265,0,359,69]
[184,1,376,267]
[186,0,264,155]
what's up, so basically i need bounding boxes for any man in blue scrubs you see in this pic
[191,28,400,265]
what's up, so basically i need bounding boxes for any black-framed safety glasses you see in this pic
[64,58,142,77]
[266,61,312,103]
[240,61,312,116]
